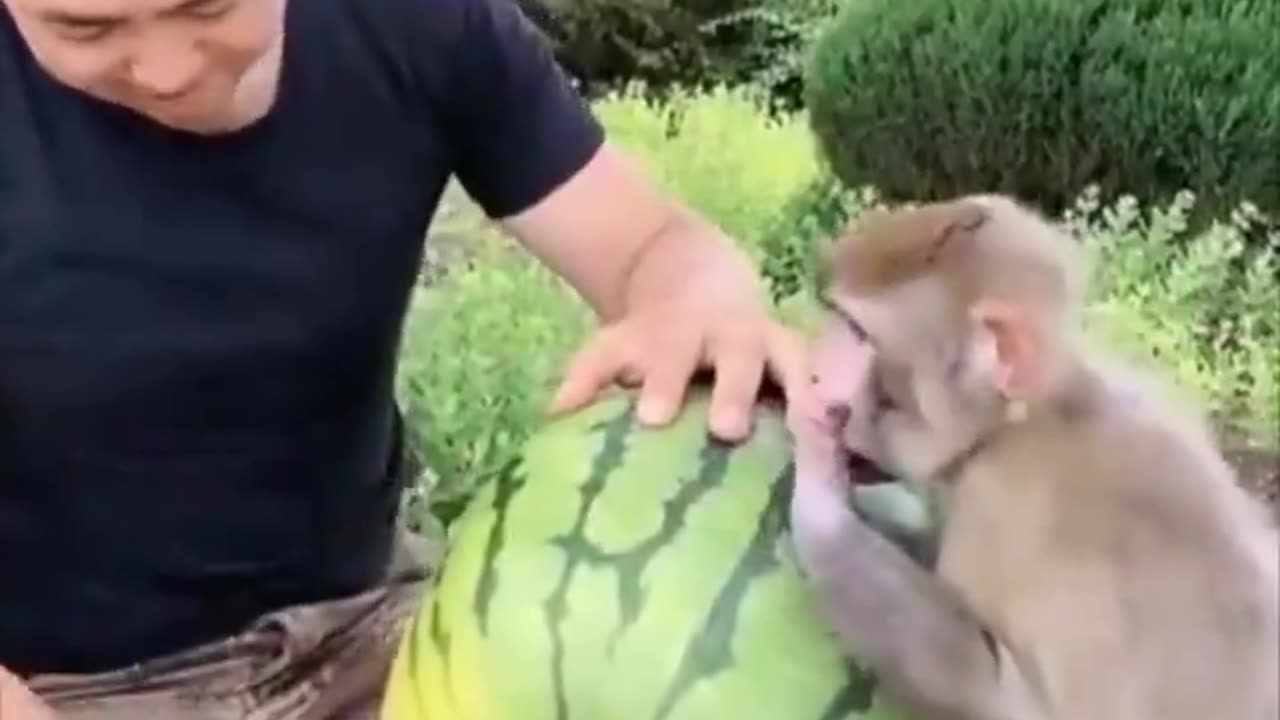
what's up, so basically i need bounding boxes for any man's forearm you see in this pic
[1,665,56,719]
[614,205,762,321]
[501,143,765,325]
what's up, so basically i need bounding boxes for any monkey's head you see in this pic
[810,194,1088,482]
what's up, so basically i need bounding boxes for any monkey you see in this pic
[785,193,1280,720]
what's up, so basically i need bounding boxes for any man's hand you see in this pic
[502,141,812,441]
[1,665,57,719]
[548,270,809,441]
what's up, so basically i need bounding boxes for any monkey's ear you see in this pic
[968,299,1040,400]
[926,201,987,264]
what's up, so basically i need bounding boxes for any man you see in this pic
[0,0,811,716]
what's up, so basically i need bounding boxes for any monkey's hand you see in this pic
[785,401,1033,720]
[786,398,855,558]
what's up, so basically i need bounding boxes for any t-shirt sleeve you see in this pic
[405,0,605,219]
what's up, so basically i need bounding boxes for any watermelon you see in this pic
[381,385,919,720]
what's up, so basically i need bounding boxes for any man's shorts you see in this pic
[24,528,438,720]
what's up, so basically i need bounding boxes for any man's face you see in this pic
[3,0,286,133]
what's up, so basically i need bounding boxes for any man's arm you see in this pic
[411,0,810,439]
[1,665,56,719]
[497,141,801,438]
[498,142,759,325]
[424,0,756,320]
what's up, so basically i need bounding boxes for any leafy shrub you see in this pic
[1065,188,1279,445]
[756,170,878,301]
[804,0,1280,226]
[518,0,839,109]
[395,232,591,526]
[594,84,825,273]
[397,85,828,523]
[395,87,1279,531]
[513,0,739,96]
[696,0,842,111]
[594,84,891,303]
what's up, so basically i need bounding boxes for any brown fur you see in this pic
[789,193,1279,720]
[831,200,988,295]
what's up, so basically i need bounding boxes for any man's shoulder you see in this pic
[1,6,22,77]
[312,0,520,60]
[298,0,546,103]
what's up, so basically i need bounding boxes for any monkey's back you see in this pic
[936,374,1279,720]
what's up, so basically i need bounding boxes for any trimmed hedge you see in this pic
[804,0,1280,225]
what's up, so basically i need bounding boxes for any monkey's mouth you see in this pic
[844,449,897,486]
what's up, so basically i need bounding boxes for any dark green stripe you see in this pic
[816,661,879,720]
[474,455,527,635]
[392,608,427,713]
[606,436,731,654]
[543,403,636,720]
[786,463,882,720]
[783,463,883,719]
[402,611,422,678]
[429,599,457,709]
[652,458,793,720]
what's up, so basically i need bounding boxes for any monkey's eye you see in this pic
[872,371,896,412]
[871,362,916,418]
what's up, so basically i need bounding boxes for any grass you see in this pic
[396,83,1280,527]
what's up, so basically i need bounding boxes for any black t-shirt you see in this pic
[0,0,602,674]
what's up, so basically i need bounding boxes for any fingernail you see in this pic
[638,398,672,425]
[712,408,749,440]
[546,388,570,414]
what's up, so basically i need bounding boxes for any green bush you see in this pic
[804,0,1280,226]
[594,84,827,280]
[755,171,878,301]
[395,232,591,527]
[695,0,842,111]
[396,87,1279,531]
[397,85,830,524]
[1066,188,1279,445]
[519,0,839,110]
[514,0,740,95]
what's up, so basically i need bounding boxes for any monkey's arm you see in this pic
[789,453,1036,720]
[849,482,939,568]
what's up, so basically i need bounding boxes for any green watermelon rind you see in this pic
[388,386,916,720]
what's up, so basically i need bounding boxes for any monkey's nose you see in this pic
[825,403,851,430]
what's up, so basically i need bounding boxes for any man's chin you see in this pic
[134,103,264,136]
[149,113,245,136]
[104,86,274,136]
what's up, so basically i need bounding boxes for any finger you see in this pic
[767,323,819,409]
[789,452,852,548]
[706,332,766,442]
[617,365,645,388]
[776,331,826,427]
[792,425,847,490]
[547,333,626,416]
[635,330,703,427]
[786,400,833,438]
